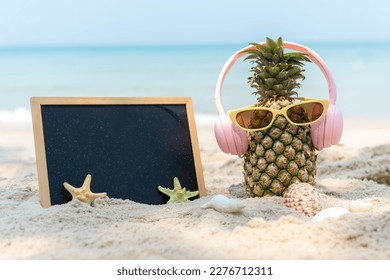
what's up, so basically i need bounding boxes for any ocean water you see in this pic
[0,42,389,124]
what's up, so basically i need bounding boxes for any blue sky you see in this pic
[0,0,389,46]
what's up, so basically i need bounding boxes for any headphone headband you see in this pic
[215,41,337,115]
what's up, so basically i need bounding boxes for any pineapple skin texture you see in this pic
[240,37,317,197]
[242,101,317,197]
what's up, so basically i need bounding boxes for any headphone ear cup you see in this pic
[214,114,248,155]
[328,105,343,146]
[231,121,249,155]
[214,115,233,154]
[311,117,324,151]
[311,104,343,150]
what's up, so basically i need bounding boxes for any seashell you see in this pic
[311,207,350,223]
[283,183,322,217]
[201,195,245,213]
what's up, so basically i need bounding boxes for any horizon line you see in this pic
[1,40,390,50]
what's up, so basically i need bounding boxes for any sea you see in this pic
[0,42,389,125]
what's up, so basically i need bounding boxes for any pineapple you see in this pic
[241,37,316,197]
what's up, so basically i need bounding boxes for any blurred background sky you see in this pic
[0,0,389,121]
[1,0,389,46]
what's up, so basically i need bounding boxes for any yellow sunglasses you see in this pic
[228,98,329,131]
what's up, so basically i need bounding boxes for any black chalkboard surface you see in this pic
[31,97,205,207]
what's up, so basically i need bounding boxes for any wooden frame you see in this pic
[31,97,205,207]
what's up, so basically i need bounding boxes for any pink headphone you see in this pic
[214,41,343,155]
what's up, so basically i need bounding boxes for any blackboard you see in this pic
[31,97,205,207]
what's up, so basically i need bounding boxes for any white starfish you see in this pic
[63,174,107,205]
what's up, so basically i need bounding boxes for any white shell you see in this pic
[283,183,322,217]
[311,207,350,223]
[201,195,245,213]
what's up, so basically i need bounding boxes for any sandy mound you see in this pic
[1,125,389,259]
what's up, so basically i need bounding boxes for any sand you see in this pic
[0,116,389,260]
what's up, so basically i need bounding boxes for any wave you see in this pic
[194,113,216,126]
[0,107,32,125]
[0,107,216,127]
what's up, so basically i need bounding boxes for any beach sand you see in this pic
[0,117,389,259]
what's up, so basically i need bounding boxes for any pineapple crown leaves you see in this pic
[240,37,311,102]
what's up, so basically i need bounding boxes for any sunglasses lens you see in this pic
[287,102,324,124]
[235,109,273,129]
